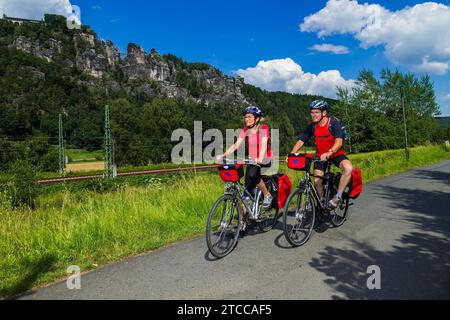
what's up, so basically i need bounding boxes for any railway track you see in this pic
[37,159,283,186]
[38,165,218,185]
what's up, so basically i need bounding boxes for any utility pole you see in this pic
[344,98,353,154]
[58,113,65,177]
[104,105,113,179]
[112,136,117,178]
[400,84,409,161]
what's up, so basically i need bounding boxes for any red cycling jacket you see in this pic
[239,124,273,160]
[298,117,346,158]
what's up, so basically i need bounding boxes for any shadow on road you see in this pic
[413,167,450,184]
[308,180,450,299]
[204,218,288,259]
[4,254,57,299]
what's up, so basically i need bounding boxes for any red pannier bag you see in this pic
[349,168,363,199]
[287,153,314,171]
[277,174,292,209]
[217,163,244,182]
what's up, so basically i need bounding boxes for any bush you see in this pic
[0,139,25,172]
[75,178,118,193]
[44,14,67,32]
[6,160,40,208]
[25,139,59,172]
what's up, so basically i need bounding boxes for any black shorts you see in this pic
[314,154,349,172]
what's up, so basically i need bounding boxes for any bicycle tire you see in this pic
[330,196,349,227]
[283,187,315,247]
[206,194,242,258]
[258,179,280,232]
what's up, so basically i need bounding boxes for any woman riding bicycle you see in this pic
[217,105,274,209]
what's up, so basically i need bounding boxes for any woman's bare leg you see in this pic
[257,180,270,197]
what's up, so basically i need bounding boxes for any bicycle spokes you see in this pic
[283,188,315,247]
[206,195,241,258]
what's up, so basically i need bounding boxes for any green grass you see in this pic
[66,149,104,162]
[1,144,449,297]
[347,145,450,182]
[0,171,224,297]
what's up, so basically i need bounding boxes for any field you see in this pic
[66,161,105,173]
[66,149,104,163]
[1,144,449,297]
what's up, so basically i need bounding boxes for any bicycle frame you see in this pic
[298,160,334,213]
[220,158,267,220]
[225,181,263,220]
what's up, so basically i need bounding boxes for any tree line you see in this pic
[0,16,448,174]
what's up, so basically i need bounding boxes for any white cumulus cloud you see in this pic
[236,58,356,99]
[0,0,79,22]
[309,43,349,55]
[300,0,450,75]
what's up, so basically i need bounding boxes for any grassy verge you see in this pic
[0,171,224,297]
[1,144,449,297]
[347,145,450,181]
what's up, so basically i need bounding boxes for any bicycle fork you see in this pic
[296,183,312,221]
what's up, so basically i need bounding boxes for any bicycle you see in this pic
[283,153,350,247]
[205,158,280,258]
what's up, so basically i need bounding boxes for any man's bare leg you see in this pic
[329,159,353,209]
[338,160,353,194]
[314,169,325,202]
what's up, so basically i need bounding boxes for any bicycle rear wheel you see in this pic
[283,187,315,247]
[206,194,241,258]
[258,178,280,232]
[328,174,349,227]
[330,196,349,227]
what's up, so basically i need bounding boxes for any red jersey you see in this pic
[239,124,273,160]
[298,117,346,158]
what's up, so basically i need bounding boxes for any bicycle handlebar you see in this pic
[288,153,321,162]
[221,157,258,165]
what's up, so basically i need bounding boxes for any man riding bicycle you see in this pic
[290,100,353,209]
[217,105,274,209]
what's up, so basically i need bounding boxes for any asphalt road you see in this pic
[17,160,450,300]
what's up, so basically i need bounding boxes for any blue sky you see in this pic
[1,0,449,115]
[75,0,395,76]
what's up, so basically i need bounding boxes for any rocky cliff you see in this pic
[10,35,61,62]
[5,16,247,106]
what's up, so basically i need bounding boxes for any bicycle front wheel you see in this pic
[206,194,242,258]
[283,187,315,247]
